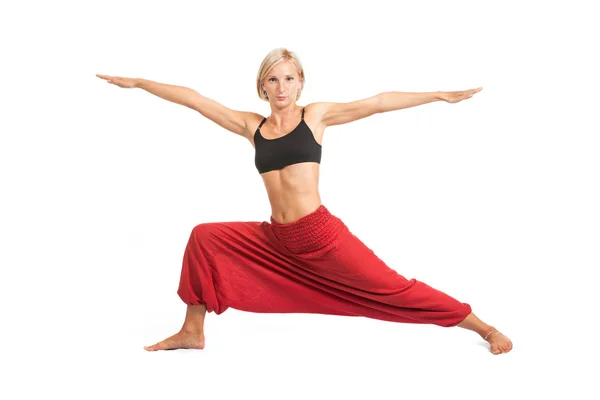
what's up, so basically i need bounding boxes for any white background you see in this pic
[1,0,598,398]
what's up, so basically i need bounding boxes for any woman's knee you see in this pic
[191,222,220,242]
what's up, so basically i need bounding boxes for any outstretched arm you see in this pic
[318,87,482,127]
[379,87,482,112]
[96,75,257,139]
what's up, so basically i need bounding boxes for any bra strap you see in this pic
[258,117,267,129]
[301,107,305,119]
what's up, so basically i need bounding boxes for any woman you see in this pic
[97,47,513,355]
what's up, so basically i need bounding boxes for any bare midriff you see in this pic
[260,162,321,224]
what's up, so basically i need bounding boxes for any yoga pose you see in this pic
[97,47,512,355]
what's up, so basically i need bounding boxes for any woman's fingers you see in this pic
[96,74,127,87]
[96,74,136,88]
[96,74,121,82]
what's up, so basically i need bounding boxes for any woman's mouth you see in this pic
[276,96,287,100]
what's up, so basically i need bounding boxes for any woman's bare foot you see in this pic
[484,329,513,355]
[144,329,205,351]
[144,304,207,351]
[456,312,513,355]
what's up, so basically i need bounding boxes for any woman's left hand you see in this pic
[441,87,483,103]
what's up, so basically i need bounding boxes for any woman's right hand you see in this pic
[96,74,139,89]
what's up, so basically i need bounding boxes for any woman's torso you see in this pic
[248,104,325,224]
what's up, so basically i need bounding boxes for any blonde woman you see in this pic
[97,48,512,355]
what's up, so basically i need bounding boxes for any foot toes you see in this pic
[144,343,162,351]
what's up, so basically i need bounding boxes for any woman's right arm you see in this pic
[135,78,255,139]
[97,75,256,139]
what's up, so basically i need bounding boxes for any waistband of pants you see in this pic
[269,204,349,255]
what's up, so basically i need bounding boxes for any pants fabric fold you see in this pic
[177,204,471,327]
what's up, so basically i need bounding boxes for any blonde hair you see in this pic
[256,48,305,102]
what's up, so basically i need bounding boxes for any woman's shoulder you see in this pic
[304,102,329,122]
[246,112,267,131]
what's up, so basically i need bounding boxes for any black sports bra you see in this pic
[254,107,322,174]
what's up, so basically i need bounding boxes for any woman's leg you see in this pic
[144,218,344,352]
[145,220,271,352]
[311,229,513,354]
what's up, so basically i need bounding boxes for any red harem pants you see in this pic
[177,205,472,327]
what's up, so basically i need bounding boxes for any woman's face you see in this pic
[263,61,302,105]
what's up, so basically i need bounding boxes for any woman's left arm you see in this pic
[317,87,482,128]
[378,87,482,113]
